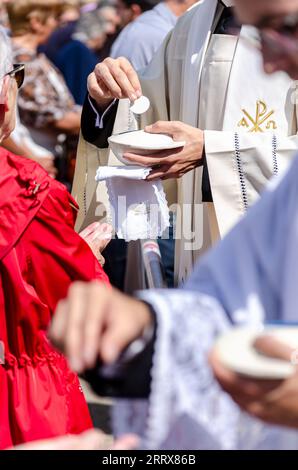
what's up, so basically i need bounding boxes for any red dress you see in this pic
[0,149,109,449]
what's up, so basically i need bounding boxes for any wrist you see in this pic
[137,300,154,336]
[197,130,205,164]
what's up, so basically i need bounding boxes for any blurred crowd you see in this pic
[0,0,161,189]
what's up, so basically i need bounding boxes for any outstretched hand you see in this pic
[123,121,205,180]
[210,335,298,428]
[49,281,153,374]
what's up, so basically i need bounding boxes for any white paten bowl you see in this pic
[214,325,298,380]
[108,130,185,166]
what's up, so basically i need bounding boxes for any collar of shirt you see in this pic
[154,2,177,28]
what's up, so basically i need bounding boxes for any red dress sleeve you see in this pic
[21,180,109,315]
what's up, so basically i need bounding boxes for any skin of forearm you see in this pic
[2,136,33,158]
[54,111,81,134]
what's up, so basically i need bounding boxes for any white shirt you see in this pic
[111,2,177,70]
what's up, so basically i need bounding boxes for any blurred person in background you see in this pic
[2,112,57,178]
[41,2,119,106]
[41,1,99,105]
[59,0,81,25]
[115,0,155,28]
[0,26,111,449]
[6,0,82,185]
[0,0,10,29]
[80,0,100,14]
[0,0,57,177]
[74,6,118,59]
[96,1,122,59]
[111,0,196,70]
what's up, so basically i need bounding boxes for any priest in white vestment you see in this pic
[73,0,298,284]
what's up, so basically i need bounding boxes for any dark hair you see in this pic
[120,0,160,13]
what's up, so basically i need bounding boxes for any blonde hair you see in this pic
[7,0,64,36]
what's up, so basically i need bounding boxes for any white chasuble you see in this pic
[205,26,298,238]
[72,1,298,285]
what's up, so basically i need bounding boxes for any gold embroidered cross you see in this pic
[238,100,277,132]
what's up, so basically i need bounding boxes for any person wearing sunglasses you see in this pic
[1,62,57,178]
[4,63,25,88]
[0,27,111,449]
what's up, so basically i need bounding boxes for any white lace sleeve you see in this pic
[113,290,239,449]
[112,290,298,450]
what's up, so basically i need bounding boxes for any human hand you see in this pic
[32,154,57,178]
[88,57,142,110]
[209,336,298,428]
[80,222,113,264]
[49,281,153,373]
[123,121,204,180]
[11,429,139,450]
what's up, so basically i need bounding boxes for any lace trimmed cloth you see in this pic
[113,290,298,450]
[96,166,170,241]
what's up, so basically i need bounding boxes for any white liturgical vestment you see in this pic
[72,0,298,284]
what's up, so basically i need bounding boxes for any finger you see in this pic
[91,224,113,242]
[97,223,113,233]
[105,59,139,101]
[35,430,106,451]
[80,222,100,240]
[111,434,140,450]
[146,164,173,181]
[88,72,113,102]
[83,282,109,368]
[73,430,108,450]
[209,351,245,394]
[208,350,277,399]
[96,237,112,253]
[145,121,182,137]
[244,401,271,422]
[64,282,88,373]
[99,298,137,364]
[48,299,68,351]
[123,150,175,166]
[253,335,295,362]
[119,57,142,97]
[95,63,123,99]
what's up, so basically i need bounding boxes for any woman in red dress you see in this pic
[0,31,109,448]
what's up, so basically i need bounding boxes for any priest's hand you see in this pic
[123,121,205,180]
[49,281,153,374]
[88,57,142,110]
[209,336,298,428]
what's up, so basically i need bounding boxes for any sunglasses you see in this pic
[4,64,25,89]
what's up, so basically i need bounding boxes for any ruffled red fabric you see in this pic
[0,149,109,449]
